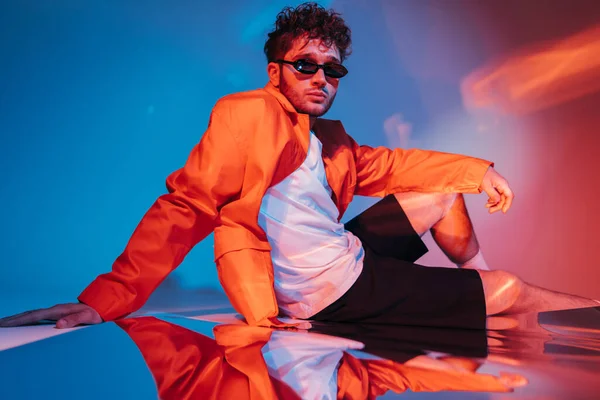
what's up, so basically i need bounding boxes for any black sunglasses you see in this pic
[276,59,348,78]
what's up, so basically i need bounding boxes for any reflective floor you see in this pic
[1,289,600,399]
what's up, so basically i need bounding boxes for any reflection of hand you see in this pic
[258,316,312,330]
[498,372,529,389]
[480,167,514,213]
[0,303,103,329]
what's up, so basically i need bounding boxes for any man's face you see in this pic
[269,37,342,117]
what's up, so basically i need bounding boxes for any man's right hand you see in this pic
[0,303,103,329]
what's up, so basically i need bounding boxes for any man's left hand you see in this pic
[481,167,514,214]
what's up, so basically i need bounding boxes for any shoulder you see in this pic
[212,88,282,120]
[206,88,286,149]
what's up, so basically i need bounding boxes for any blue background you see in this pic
[0,0,430,300]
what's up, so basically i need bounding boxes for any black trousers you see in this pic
[310,195,487,330]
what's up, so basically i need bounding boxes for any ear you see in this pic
[267,62,281,87]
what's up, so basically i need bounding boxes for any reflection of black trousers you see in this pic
[310,320,489,364]
[310,195,487,331]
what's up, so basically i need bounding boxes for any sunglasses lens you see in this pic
[324,64,348,78]
[291,60,348,78]
[295,60,319,74]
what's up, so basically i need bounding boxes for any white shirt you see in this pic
[258,132,364,318]
[262,330,364,400]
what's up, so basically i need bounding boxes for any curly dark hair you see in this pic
[264,2,352,63]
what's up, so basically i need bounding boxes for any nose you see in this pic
[310,68,327,88]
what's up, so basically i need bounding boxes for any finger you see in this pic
[498,193,507,213]
[274,321,312,331]
[502,188,514,213]
[0,310,35,325]
[489,203,503,214]
[484,187,501,207]
[56,310,92,329]
[489,194,505,212]
[485,194,499,206]
[493,181,513,213]
[296,321,312,330]
[499,372,528,388]
[486,198,502,213]
[489,197,503,213]
[0,308,62,327]
[486,200,499,209]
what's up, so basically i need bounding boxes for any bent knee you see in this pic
[437,192,459,214]
[393,192,459,235]
[393,192,458,209]
[478,270,524,316]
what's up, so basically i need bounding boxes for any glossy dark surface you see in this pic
[1,292,600,400]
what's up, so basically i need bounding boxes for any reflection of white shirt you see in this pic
[258,132,365,319]
[262,330,364,400]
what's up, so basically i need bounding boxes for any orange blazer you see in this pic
[78,82,492,327]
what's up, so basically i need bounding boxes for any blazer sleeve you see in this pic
[349,135,493,197]
[78,100,245,321]
[337,354,511,398]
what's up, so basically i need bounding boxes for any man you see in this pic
[1,3,597,330]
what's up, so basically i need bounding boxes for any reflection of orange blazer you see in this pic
[116,318,293,399]
[79,83,492,327]
[117,317,510,399]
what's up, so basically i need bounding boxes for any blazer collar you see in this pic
[263,82,328,133]
[264,82,297,113]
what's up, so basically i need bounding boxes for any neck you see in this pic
[309,116,317,130]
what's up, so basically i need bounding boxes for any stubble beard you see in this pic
[279,79,335,118]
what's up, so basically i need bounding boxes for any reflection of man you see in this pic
[0,2,597,330]
[117,317,521,399]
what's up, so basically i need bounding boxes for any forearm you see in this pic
[355,145,492,197]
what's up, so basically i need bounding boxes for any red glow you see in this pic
[462,25,600,115]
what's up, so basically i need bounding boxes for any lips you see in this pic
[306,91,327,99]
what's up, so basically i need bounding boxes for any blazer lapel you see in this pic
[313,120,345,219]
